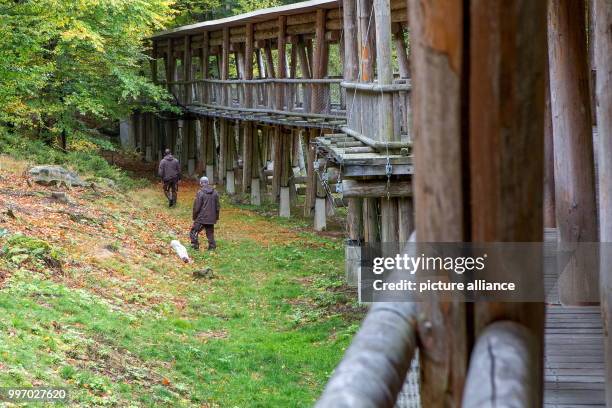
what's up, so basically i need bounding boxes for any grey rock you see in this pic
[193,267,214,279]
[29,166,89,188]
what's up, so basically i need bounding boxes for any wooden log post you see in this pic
[311,9,328,113]
[343,0,365,286]
[470,1,547,404]
[242,24,255,195]
[276,16,287,111]
[358,0,376,82]
[548,0,599,305]
[304,128,317,216]
[200,32,210,105]
[314,167,327,231]
[594,0,612,403]
[218,28,230,187]
[165,40,174,94]
[392,23,410,79]
[279,129,293,218]
[410,0,468,404]
[374,0,395,143]
[251,126,262,205]
[183,35,192,105]
[271,126,282,202]
[544,62,556,228]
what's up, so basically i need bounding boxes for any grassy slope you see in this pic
[0,155,364,407]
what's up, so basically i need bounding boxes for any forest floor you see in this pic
[0,155,364,407]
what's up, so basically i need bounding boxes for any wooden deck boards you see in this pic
[544,306,605,407]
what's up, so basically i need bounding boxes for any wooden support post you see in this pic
[243,123,253,193]
[221,27,230,105]
[245,23,254,106]
[544,63,556,228]
[358,0,376,82]
[218,119,227,186]
[410,0,468,404]
[392,23,410,79]
[311,9,328,113]
[264,43,276,78]
[165,40,174,93]
[151,42,158,84]
[549,0,599,305]
[200,32,209,104]
[397,197,413,242]
[272,126,282,201]
[374,0,395,142]
[277,16,287,110]
[380,198,398,243]
[470,2,547,404]
[304,128,317,216]
[362,198,378,243]
[183,35,191,105]
[594,0,612,403]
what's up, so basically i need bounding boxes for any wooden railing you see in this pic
[161,77,412,152]
[343,79,412,150]
[162,78,346,119]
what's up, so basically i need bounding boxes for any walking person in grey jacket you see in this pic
[190,176,220,250]
[158,149,181,207]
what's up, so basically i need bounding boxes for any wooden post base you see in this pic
[145,146,152,162]
[188,159,195,176]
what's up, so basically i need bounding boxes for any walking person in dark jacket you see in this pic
[190,176,220,250]
[158,149,181,207]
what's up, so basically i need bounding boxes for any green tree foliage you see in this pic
[0,0,176,144]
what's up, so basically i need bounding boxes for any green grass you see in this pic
[0,182,364,407]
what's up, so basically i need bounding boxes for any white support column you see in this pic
[206,165,215,185]
[280,187,291,217]
[251,178,261,205]
[226,170,236,194]
[314,197,327,231]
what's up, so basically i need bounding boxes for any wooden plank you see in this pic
[341,179,411,198]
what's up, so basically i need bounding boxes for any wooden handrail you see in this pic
[315,302,418,408]
[341,80,411,92]
[462,321,539,408]
[160,78,343,85]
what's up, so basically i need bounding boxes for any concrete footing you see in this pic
[206,165,214,184]
[251,178,261,205]
[145,146,152,162]
[188,159,195,176]
[280,187,290,217]
[314,197,327,231]
[345,240,361,287]
[226,171,236,194]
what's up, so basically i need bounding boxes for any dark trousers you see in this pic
[190,223,216,249]
[163,178,178,203]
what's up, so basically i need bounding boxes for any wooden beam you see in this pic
[594,0,612,404]
[549,0,599,305]
[341,179,412,198]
